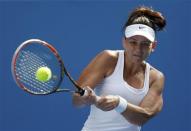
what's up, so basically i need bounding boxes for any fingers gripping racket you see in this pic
[11,39,85,95]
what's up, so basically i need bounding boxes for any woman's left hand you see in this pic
[95,95,119,111]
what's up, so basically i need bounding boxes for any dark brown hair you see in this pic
[124,6,166,32]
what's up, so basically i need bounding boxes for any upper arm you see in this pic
[77,50,117,89]
[139,70,165,116]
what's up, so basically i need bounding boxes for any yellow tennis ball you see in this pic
[35,67,52,82]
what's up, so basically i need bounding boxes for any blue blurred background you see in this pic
[0,0,190,131]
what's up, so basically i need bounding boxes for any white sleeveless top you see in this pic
[82,50,150,131]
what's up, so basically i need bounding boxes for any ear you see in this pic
[122,37,127,49]
[151,41,157,52]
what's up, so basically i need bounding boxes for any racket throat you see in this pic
[55,88,84,96]
[56,88,74,93]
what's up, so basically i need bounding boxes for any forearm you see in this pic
[121,102,155,125]
[115,75,164,125]
[115,96,162,126]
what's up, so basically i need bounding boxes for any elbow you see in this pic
[143,100,163,119]
[128,109,158,126]
[128,114,153,126]
[72,96,79,107]
[72,94,86,108]
[72,100,84,108]
[143,108,161,121]
[137,108,162,125]
[144,109,155,118]
[128,100,163,126]
[72,98,78,107]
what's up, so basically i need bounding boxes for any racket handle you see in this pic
[77,88,85,96]
[56,88,74,92]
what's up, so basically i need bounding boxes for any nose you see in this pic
[134,44,142,54]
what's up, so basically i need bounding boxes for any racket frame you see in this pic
[12,39,84,95]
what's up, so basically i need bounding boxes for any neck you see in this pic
[124,51,145,75]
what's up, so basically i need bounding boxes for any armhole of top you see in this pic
[144,62,151,90]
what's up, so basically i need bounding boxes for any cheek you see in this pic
[123,43,129,51]
[144,45,153,52]
[123,41,127,48]
[144,49,152,57]
[123,39,131,50]
[142,47,151,56]
[124,46,133,53]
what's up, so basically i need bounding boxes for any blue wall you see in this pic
[0,1,190,131]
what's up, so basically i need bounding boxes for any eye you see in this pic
[141,42,151,47]
[129,41,137,45]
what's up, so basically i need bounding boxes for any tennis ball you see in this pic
[35,66,52,82]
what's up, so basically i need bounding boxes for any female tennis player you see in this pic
[73,6,166,131]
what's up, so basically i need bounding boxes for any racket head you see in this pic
[11,39,64,95]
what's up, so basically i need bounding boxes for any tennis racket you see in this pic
[11,39,85,95]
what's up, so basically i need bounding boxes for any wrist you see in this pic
[115,96,128,113]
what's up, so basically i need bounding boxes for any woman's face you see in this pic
[123,35,156,63]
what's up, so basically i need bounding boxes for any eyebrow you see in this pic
[128,38,137,41]
[128,38,151,43]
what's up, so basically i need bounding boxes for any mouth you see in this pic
[133,54,142,58]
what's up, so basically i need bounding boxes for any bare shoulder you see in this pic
[77,50,119,87]
[150,67,165,81]
[93,50,118,66]
[98,50,118,77]
[81,50,119,77]
[98,50,118,60]
[149,66,165,92]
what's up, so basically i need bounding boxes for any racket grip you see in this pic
[77,88,85,96]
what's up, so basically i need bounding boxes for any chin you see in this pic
[132,59,143,64]
[132,56,143,63]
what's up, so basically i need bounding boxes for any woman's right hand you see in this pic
[73,86,98,107]
[82,86,98,105]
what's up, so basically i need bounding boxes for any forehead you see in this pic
[127,35,151,42]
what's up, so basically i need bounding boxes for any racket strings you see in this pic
[16,50,55,94]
